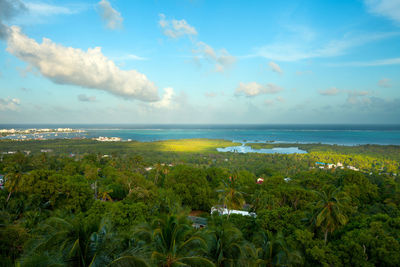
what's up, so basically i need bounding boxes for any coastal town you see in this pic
[0,128,85,140]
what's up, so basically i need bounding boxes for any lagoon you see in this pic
[217,145,307,154]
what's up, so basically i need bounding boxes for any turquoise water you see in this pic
[1,124,400,145]
[217,145,307,154]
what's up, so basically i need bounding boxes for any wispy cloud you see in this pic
[253,32,399,62]
[0,97,20,111]
[378,78,392,87]
[159,14,197,39]
[346,90,370,105]
[268,61,283,74]
[319,87,340,96]
[364,0,400,24]
[296,70,313,75]
[193,41,236,73]
[97,0,123,30]
[327,57,400,66]
[112,54,148,61]
[24,2,77,16]
[235,82,283,97]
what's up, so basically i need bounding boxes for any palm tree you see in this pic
[217,173,245,216]
[20,216,118,266]
[130,214,214,267]
[253,231,302,267]
[205,218,249,266]
[313,187,351,244]
[4,170,23,202]
[99,187,113,202]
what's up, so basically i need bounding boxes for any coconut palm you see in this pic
[205,218,249,266]
[217,172,245,216]
[130,214,214,267]
[313,187,351,244]
[253,231,302,267]
[20,216,118,267]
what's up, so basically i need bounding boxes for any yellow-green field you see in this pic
[125,138,239,153]
[0,138,241,154]
[155,139,239,152]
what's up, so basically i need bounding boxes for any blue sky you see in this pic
[0,0,399,124]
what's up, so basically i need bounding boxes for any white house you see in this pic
[211,206,256,217]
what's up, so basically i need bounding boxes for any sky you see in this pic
[0,0,399,124]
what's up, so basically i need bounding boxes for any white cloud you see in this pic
[150,87,175,109]
[0,97,20,111]
[378,78,392,87]
[346,90,370,105]
[329,57,400,66]
[365,0,400,24]
[254,32,399,62]
[98,0,123,30]
[159,14,197,38]
[235,82,283,97]
[78,94,96,102]
[276,96,285,102]
[24,2,76,16]
[6,26,159,101]
[111,54,147,61]
[268,61,283,74]
[296,70,313,75]
[319,87,340,96]
[194,41,236,72]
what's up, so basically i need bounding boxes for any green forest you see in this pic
[1,139,399,266]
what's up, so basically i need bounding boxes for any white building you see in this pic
[211,206,256,217]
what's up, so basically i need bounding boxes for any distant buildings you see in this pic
[94,136,122,142]
[315,162,359,171]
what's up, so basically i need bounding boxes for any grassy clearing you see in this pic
[0,138,240,154]
[155,139,239,152]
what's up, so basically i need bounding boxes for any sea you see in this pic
[1,124,400,146]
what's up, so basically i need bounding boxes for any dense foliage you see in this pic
[0,139,399,266]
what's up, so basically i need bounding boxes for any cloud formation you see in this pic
[98,0,123,30]
[150,87,175,109]
[328,57,400,67]
[319,87,340,96]
[378,78,392,87]
[25,2,77,16]
[235,82,283,97]
[268,61,283,74]
[6,26,159,101]
[365,0,400,24]
[78,94,96,102]
[0,0,25,39]
[159,14,197,38]
[346,90,370,105]
[255,32,399,61]
[0,97,20,111]
[194,42,236,72]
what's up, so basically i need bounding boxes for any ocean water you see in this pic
[1,124,400,145]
